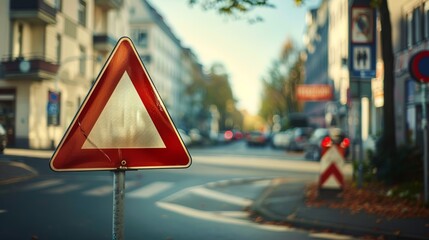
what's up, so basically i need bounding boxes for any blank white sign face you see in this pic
[82,71,166,149]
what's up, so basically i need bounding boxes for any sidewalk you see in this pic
[250,178,429,240]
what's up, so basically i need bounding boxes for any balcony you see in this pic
[1,56,59,81]
[95,0,123,10]
[93,34,117,53]
[10,0,57,24]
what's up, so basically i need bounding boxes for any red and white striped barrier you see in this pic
[319,136,348,189]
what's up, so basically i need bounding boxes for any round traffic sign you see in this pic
[409,50,429,83]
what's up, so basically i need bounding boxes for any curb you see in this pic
[249,178,428,240]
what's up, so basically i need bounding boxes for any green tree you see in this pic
[204,63,242,130]
[259,39,304,129]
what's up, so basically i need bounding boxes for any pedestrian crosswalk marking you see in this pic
[189,187,252,206]
[23,179,64,190]
[45,184,82,194]
[19,179,176,198]
[83,185,113,196]
[128,182,173,199]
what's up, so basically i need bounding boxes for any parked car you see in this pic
[233,130,244,140]
[304,127,349,161]
[0,124,7,153]
[246,131,268,146]
[288,127,313,151]
[188,128,203,145]
[304,128,329,161]
[271,129,294,149]
[178,129,192,146]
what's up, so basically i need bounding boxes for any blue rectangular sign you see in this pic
[349,4,377,79]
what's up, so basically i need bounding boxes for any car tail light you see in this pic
[321,136,332,148]
[224,130,233,140]
[340,137,350,148]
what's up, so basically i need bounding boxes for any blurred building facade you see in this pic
[327,0,350,132]
[0,0,206,149]
[302,0,381,155]
[128,0,206,132]
[390,0,429,150]
[303,0,429,154]
[302,0,330,127]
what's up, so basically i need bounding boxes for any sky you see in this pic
[148,0,321,115]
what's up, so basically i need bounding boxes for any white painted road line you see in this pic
[195,155,353,176]
[45,184,82,194]
[83,185,113,196]
[156,201,294,232]
[128,182,173,199]
[309,232,355,240]
[189,187,252,207]
[23,179,64,191]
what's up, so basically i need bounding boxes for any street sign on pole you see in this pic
[50,36,192,239]
[47,90,61,126]
[409,50,429,84]
[348,0,376,188]
[349,3,376,79]
[408,50,429,204]
[50,37,192,171]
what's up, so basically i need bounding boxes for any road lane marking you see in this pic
[156,201,294,232]
[83,185,112,196]
[45,184,82,194]
[217,211,250,218]
[124,180,140,189]
[128,182,173,199]
[23,179,64,190]
[194,155,353,176]
[189,187,252,206]
[309,232,354,239]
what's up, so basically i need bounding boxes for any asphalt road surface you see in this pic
[0,141,355,239]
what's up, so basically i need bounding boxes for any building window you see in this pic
[134,30,148,48]
[79,46,86,75]
[406,12,413,48]
[406,6,424,47]
[56,34,61,64]
[17,23,23,57]
[78,0,87,27]
[140,54,151,64]
[55,0,62,11]
[413,7,422,44]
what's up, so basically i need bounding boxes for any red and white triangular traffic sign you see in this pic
[50,37,191,171]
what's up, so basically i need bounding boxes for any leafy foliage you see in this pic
[371,137,423,185]
[204,63,243,130]
[189,0,275,22]
[259,39,304,128]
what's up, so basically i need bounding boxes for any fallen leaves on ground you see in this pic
[305,182,429,219]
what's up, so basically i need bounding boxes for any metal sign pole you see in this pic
[421,84,428,203]
[112,170,126,240]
